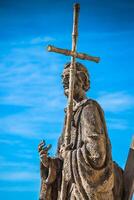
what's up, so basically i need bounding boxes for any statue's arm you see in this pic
[40,156,62,184]
[81,102,107,168]
[39,158,62,200]
[38,141,62,184]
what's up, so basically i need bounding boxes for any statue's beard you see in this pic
[64,88,69,97]
[64,87,79,100]
[63,83,84,100]
[63,83,69,97]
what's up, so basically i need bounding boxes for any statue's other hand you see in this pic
[60,143,73,158]
[38,140,51,168]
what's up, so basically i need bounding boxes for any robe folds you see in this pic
[40,99,114,200]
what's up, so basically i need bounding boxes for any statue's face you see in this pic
[62,68,70,96]
[62,68,84,99]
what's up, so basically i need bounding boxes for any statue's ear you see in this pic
[77,71,90,91]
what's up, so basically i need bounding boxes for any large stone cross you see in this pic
[46,3,100,146]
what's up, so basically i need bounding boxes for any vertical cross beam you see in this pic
[64,3,80,145]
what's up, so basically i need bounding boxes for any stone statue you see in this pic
[37,3,134,200]
[38,62,124,200]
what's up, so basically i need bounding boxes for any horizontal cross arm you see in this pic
[47,45,100,63]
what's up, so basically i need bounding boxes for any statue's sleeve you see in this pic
[39,158,63,200]
[80,102,107,168]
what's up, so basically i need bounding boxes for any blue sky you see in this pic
[0,0,134,199]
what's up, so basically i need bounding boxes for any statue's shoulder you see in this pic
[82,98,104,113]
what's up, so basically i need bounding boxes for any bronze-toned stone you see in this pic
[38,3,133,200]
[38,63,125,199]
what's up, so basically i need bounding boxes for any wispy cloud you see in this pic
[11,36,55,46]
[0,171,39,181]
[0,46,65,107]
[0,160,35,169]
[0,43,66,138]
[0,113,60,138]
[0,156,38,170]
[0,157,40,188]
[0,102,64,138]
[107,118,128,130]
[0,139,21,145]
[0,186,39,192]
[97,91,134,112]
[30,36,55,44]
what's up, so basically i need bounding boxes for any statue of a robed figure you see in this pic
[38,3,134,200]
[38,62,124,200]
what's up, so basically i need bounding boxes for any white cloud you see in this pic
[11,36,55,46]
[0,160,34,169]
[0,186,39,192]
[0,46,65,107]
[0,106,63,138]
[0,139,21,145]
[0,157,40,186]
[107,118,128,130]
[0,156,38,170]
[97,91,134,112]
[0,44,66,138]
[0,171,39,181]
[30,36,55,44]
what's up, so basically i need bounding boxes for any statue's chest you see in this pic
[70,125,77,144]
[69,107,83,148]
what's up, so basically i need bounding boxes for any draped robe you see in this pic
[40,99,114,200]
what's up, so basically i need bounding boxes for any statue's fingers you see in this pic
[40,153,47,159]
[39,149,47,156]
[43,144,52,152]
[41,140,46,146]
[38,140,45,147]
[46,144,52,151]
[38,141,46,152]
[38,143,44,149]
[38,145,44,152]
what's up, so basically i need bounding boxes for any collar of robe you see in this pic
[64,98,88,113]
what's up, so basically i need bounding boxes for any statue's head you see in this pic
[62,62,90,100]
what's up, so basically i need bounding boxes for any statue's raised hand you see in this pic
[38,140,52,168]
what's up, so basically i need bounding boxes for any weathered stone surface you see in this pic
[38,63,125,200]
